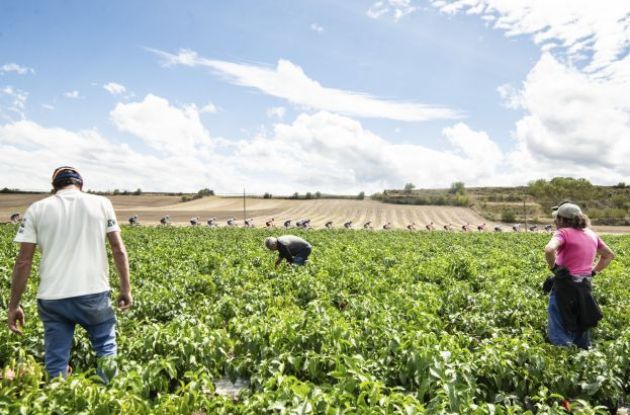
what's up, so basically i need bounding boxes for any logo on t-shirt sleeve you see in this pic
[107,219,116,228]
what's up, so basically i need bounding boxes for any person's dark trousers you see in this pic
[292,245,312,265]
[37,291,117,382]
[547,292,591,349]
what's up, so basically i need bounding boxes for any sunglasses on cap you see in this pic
[551,199,572,213]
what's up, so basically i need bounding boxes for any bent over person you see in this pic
[265,235,312,267]
[543,203,614,349]
[8,167,133,382]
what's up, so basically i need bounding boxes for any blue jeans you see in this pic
[547,292,591,349]
[292,245,312,265]
[38,291,117,381]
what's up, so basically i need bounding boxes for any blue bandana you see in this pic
[52,168,83,187]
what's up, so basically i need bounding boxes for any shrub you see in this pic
[501,210,516,222]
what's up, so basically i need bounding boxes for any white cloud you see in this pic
[266,106,286,119]
[0,120,231,192]
[110,94,213,156]
[443,122,503,165]
[429,0,630,74]
[0,86,28,120]
[0,90,508,193]
[507,54,630,172]
[367,0,417,21]
[235,112,504,192]
[41,104,55,111]
[0,95,233,192]
[149,48,461,122]
[103,82,127,95]
[421,1,630,184]
[200,102,217,114]
[0,63,34,75]
[64,90,81,99]
[310,23,324,33]
[496,83,522,109]
[3,85,626,193]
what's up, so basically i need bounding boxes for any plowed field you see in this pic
[2,193,628,232]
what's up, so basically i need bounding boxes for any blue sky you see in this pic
[1,1,629,193]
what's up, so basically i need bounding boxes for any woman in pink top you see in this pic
[544,202,615,348]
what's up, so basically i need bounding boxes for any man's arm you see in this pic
[276,243,292,267]
[594,242,615,273]
[8,243,36,335]
[275,256,283,268]
[107,232,132,311]
[544,238,561,270]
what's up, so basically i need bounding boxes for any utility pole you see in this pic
[243,188,247,222]
[523,194,528,232]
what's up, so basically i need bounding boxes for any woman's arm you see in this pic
[544,238,562,270]
[594,242,615,273]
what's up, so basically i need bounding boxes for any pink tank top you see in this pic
[553,228,603,276]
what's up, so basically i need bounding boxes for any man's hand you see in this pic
[107,232,132,312]
[8,306,25,335]
[117,292,133,311]
[8,243,35,335]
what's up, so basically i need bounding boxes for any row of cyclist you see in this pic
[129,215,554,232]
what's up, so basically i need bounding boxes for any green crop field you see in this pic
[1,225,630,414]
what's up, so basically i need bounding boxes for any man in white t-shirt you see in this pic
[7,166,133,382]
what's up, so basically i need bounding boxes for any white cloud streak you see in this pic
[429,0,630,74]
[0,86,28,120]
[149,48,461,122]
[64,90,81,99]
[310,23,324,33]
[200,102,217,114]
[266,106,286,119]
[367,0,417,21]
[0,63,34,75]
[103,82,127,95]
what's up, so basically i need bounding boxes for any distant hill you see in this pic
[373,178,630,225]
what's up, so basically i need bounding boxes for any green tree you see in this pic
[403,183,415,194]
[196,188,214,197]
[449,182,466,195]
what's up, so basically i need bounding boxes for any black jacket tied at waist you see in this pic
[547,267,603,332]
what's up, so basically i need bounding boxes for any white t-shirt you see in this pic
[14,189,120,300]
